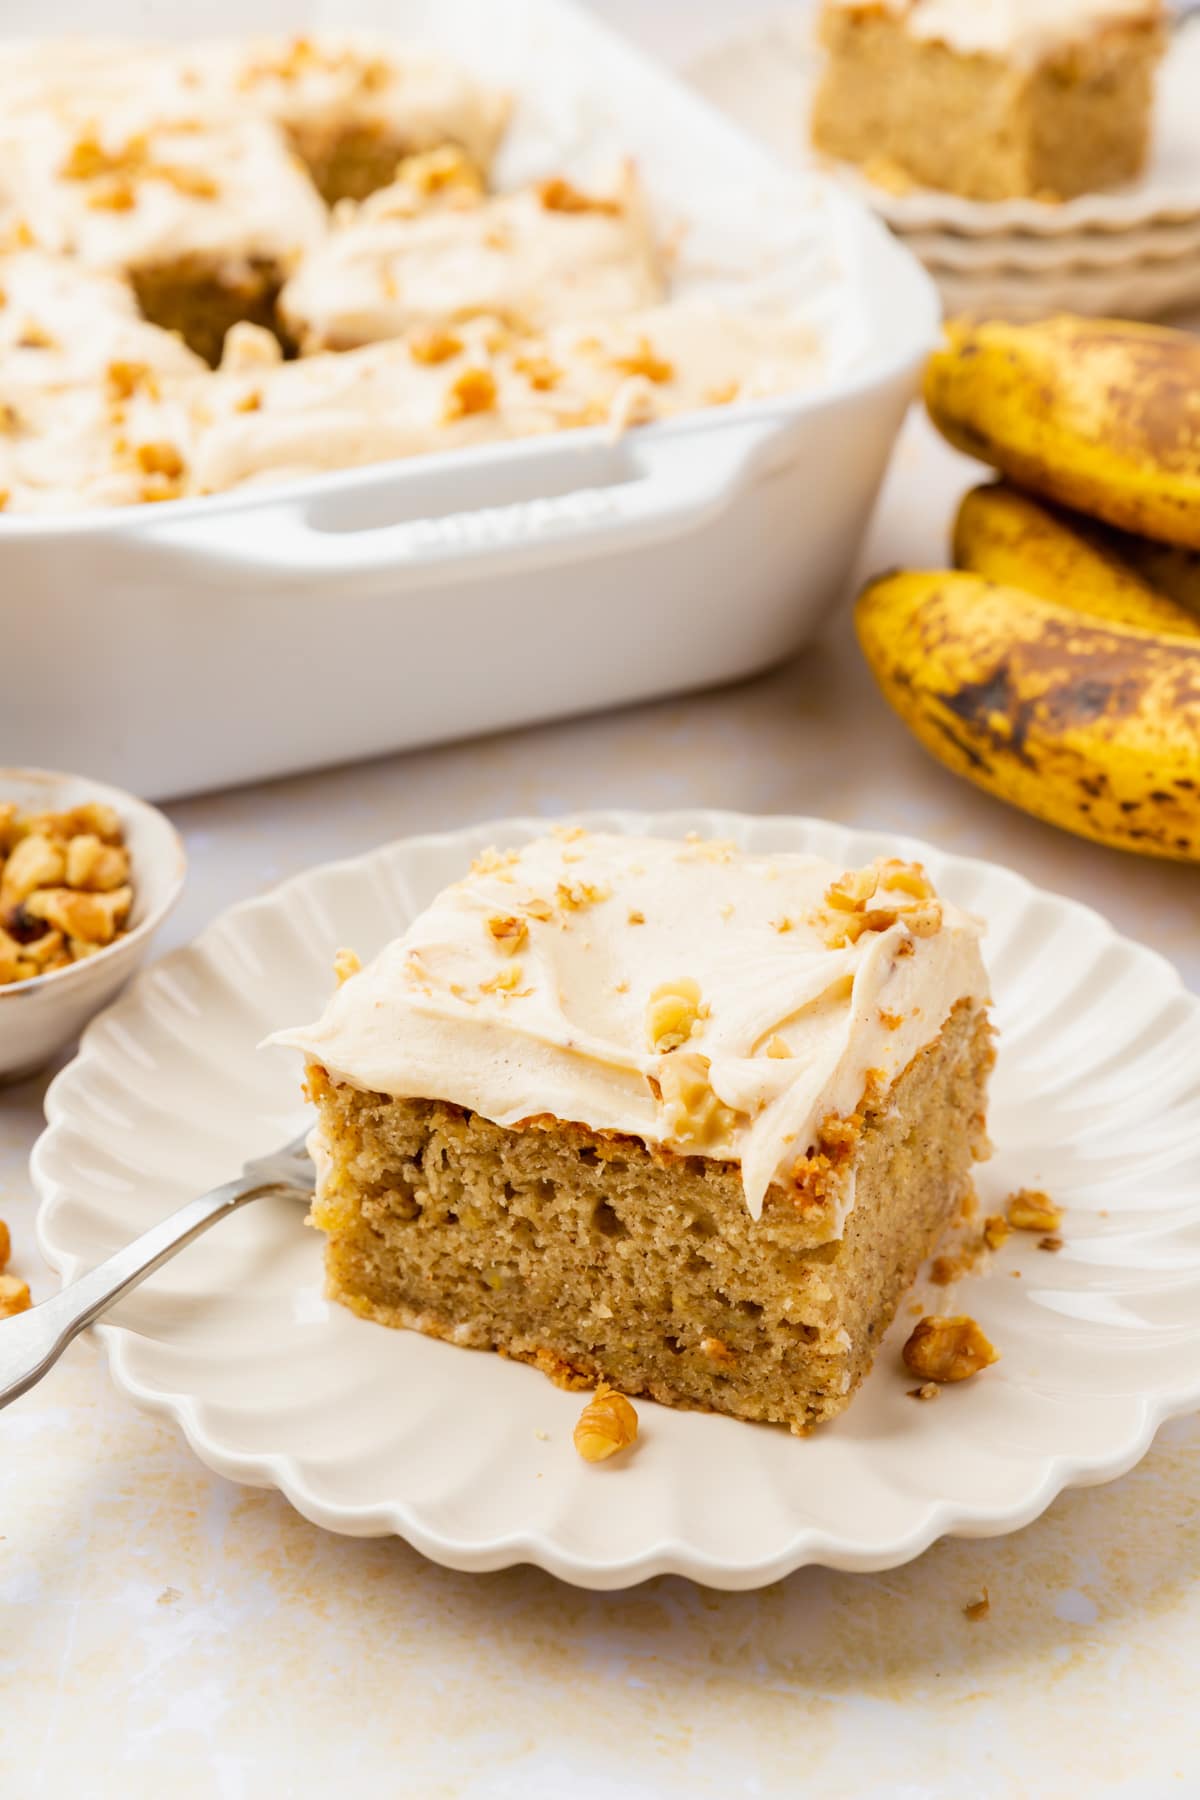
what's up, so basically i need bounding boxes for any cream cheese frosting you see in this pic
[187,302,822,496]
[0,250,205,394]
[831,0,1164,59]
[7,103,327,275]
[270,831,989,1225]
[279,163,664,350]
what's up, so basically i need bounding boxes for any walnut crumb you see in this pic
[486,914,528,953]
[983,1214,1009,1251]
[442,366,497,422]
[964,1587,990,1622]
[573,1385,638,1462]
[646,978,702,1052]
[907,1382,939,1402]
[627,908,645,925]
[902,1315,998,1384]
[409,326,464,366]
[1007,1189,1062,1233]
[0,1273,30,1317]
[878,1008,903,1030]
[1038,1234,1064,1253]
[332,947,361,986]
[538,176,622,216]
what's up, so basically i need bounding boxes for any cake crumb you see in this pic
[534,1428,549,1442]
[333,946,361,985]
[983,1214,1009,1251]
[902,1315,998,1383]
[574,1385,638,1462]
[1007,1189,1062,1233]
[964,1587,990,1622]
[0,1274,31,1317]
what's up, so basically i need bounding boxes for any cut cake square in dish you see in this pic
[186,34,511,206]
[279,158,664,353]
[810,0,1166,203]
[272,830,993,1436]
[9,104,327,364]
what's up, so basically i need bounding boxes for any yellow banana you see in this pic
[953,482,1200,638]
[925,316,1200,550]
[855,569,1200,861]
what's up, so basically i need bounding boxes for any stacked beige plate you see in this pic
[688,12,1200,319]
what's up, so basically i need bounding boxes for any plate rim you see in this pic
[31,808,1200,1590]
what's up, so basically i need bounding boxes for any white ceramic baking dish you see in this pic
[0,0,940,800]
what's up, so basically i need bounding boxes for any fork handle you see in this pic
[0,1173,292,1410]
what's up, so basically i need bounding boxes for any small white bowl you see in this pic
[0,767,186,1083]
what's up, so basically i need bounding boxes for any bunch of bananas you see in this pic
[856,315,1200,861]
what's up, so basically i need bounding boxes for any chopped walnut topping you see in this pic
[522,896,555,923]
[770,917,794,933]
[612,336,673,383]
[0,1273,30,1318]
[395,144,484,200]
[538,177,623,216]
[556,879,609,912]
[1038,1234,1064,1254]
[983,1214,1009,1251]
[817,857,943,948]
[470,847,519,877]
[656,1052,738,1148]
[234,389,262,413]
[409,326,464,366]
[0,801,134,984]
[878,1008,903,1031]
[902,1315,998,1384]
[627,908,645,926]
[964,1588,991,1622]
[512,352,562,391]
[481,961,524,995]
[106,361,159,401]
[646,978,703,1052]
[573,1385,638,1461]
[333,947,361,986]
[442,366,497,422]
[136,442,185,479]
[907,1383,940,1402]
[486,914,528,953]
[1007,1189,1062,1233]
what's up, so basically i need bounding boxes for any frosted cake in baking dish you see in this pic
[0,31,834,514]
[811,0,1166,201]
[272,830,993,1434]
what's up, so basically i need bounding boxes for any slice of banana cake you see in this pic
[271,829,993,1434]
[811,0,1165,203]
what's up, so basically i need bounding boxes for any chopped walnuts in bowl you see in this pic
[0,799,134,986]
[0,768,185,1083]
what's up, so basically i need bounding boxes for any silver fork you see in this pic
[0,1134,313,1410]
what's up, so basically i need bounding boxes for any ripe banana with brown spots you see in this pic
[953,482,1200,638]
[925,316,1200,549]
[855,569,1200,861]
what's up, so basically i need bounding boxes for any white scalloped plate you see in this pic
[32,811,1200,1590]
[688,16,1200,239]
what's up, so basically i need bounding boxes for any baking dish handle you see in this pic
[136,416,785,589]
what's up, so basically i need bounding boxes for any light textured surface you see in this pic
[4,404,1199,1794]
[4,4,1200,1780]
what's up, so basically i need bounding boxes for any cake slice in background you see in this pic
[810,0,1167,202]
[272,830,993,1435]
